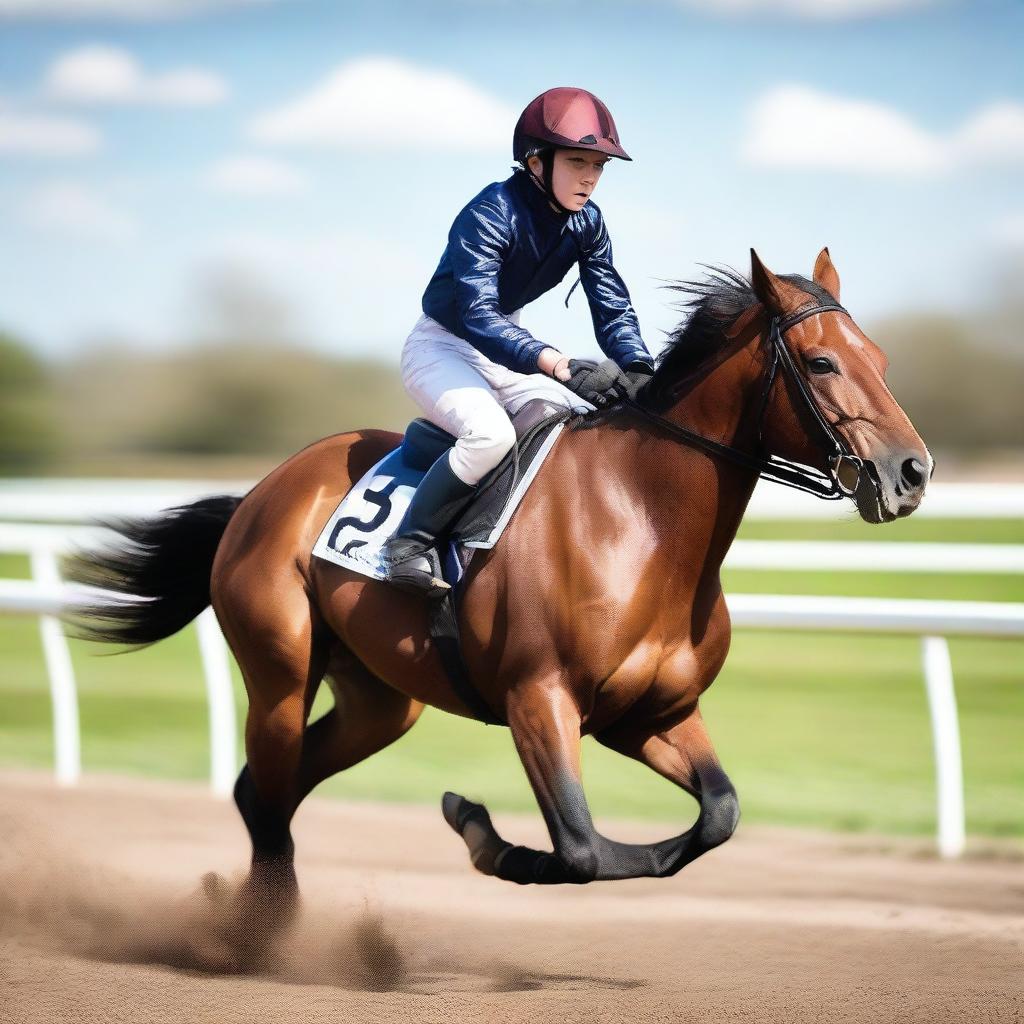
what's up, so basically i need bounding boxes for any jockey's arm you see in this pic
[449,202,567,378]
[577,208,655,372]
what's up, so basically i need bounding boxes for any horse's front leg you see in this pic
[444,694,739,884]
[444,680,604,884]
[598,704,740,875]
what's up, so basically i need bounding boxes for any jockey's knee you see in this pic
[449,415,516,485]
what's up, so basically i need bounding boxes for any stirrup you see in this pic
[384,542,450,598]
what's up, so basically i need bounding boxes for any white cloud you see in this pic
[23,181,137,241]
[204,155,309,195]
[248,56,516,152]
[0,0,268,18]
[742,84,1024,175]
[677,0,934,18]
[952,102,1024,166]
[0,110,100,155]
[45,45,227,106]
[990,213,1024,249]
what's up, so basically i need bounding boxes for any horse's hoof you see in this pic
[442,791,492,833]
[442,791,480,833]
[441,791,465,832]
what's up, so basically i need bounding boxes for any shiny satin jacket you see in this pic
[421,169,654,376]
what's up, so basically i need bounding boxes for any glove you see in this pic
[621,362,655,401]
[564,358,631,408]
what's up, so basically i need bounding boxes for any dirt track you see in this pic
[0,772,1020,1024]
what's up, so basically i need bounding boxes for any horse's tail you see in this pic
[61,493,244,649]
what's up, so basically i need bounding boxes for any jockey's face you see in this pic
[528,148,609,212]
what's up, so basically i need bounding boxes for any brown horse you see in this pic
[66,249,929,921]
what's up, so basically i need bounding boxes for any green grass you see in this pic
[1,521,1021,841]
[735,516,1024,544]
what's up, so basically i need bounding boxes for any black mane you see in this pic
[643,264,837,408]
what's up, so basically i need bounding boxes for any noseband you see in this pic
[626,302,863,501]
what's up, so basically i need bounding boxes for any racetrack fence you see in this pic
[2,479,1023,858]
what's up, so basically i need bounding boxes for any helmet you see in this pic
[513,87,631,165]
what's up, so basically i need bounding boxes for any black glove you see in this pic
[621,362,656,401]
[564,358,631,408]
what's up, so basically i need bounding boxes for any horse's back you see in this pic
[212,428,400,599]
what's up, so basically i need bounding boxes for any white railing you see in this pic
[0,528,238,798]
[3,478,1024,522]
[1,509,1021,856]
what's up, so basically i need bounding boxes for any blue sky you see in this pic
[1,0,1022,366]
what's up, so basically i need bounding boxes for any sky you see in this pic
[0,0,1022,367]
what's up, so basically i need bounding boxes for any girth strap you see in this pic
[428,587,505,726]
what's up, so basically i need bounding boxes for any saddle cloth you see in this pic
[311,401,571,588]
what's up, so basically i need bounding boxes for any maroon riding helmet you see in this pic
[513,87,631,163]
[513,87,631,213]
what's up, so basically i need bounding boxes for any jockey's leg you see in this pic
[380,448,478,596]
[383,318,518,597]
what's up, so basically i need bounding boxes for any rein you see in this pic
[626,302,863,501]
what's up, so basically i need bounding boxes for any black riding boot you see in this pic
[382,452,476,597]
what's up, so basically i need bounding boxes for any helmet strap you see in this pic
[528,149,572,216]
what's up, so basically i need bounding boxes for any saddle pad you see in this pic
[311,411,568,585]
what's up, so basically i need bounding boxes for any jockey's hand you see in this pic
[622,362,656,401]
[537,347,572,381]
[564,358,631,408]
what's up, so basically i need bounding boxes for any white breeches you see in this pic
[400,312,591,485]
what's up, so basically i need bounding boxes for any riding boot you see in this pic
[382,451,477,598]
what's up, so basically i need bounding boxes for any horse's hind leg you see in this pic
[294,647,424,803]
[213,574,330,925]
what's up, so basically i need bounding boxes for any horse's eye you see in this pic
[807,356,837,375]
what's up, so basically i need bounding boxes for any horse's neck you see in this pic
[623,329,767,582]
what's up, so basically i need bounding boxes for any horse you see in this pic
[65,247,930,936]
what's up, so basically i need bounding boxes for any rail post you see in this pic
[29,547,81,786]
[195,606,238,797]
[921,636,966,858]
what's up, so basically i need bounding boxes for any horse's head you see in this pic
[750,247,932,522]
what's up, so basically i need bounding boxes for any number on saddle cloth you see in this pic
[310,400,572,586]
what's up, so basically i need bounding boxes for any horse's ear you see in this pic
[812,247,841,302]
[750,248,796,313]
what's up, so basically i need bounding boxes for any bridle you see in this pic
[625,302,865,501]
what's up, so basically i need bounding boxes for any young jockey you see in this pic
[382,86,656,596]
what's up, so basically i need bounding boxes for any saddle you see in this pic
[401,398,570,553]
[311,398,573,586]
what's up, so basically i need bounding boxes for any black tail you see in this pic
[61,493,244,649]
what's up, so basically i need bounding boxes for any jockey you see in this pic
[383,86,656,596]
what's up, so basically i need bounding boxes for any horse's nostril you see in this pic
[902,457,926,490]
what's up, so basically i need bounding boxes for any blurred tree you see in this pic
[191,266,297,349]
[872,310,1024,454]
[55,341,416,468]
[0,330,61,475]
[40,260,1023,476]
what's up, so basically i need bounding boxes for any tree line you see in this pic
[0,309,1020,477]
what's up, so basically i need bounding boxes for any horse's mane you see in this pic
[641,264,837,409]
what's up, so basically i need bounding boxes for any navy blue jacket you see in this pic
[421,170,654,376]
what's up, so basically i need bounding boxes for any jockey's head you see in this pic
[513,87,631,214]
